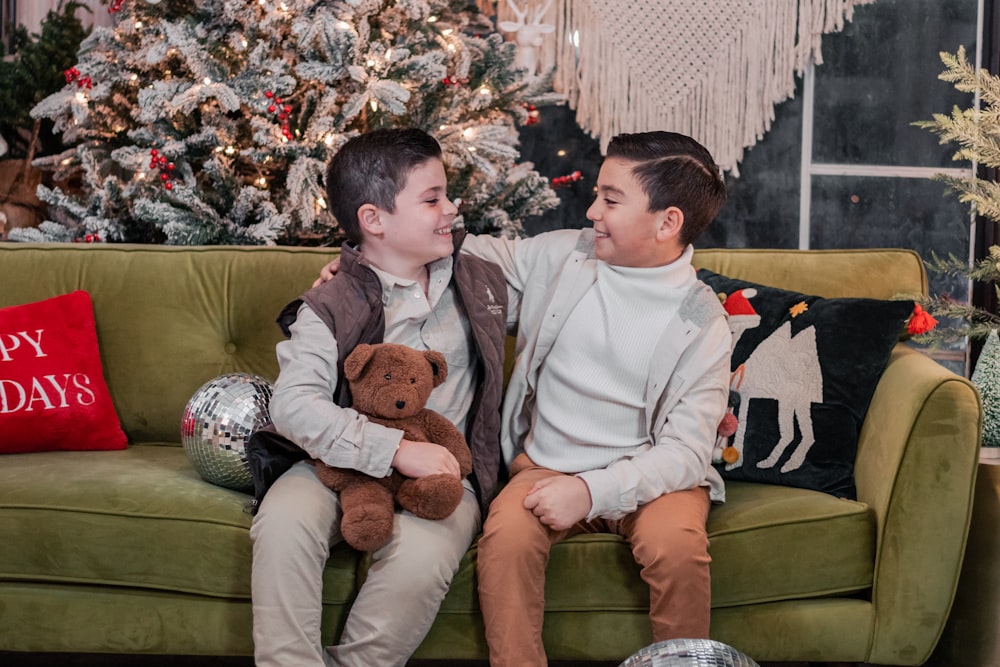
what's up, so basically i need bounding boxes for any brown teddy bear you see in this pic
[313,343,473,552]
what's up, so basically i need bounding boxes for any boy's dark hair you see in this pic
[326,128,443,244]
[606,131,727,246]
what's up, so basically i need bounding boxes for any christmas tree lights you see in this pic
[19,0,560,245]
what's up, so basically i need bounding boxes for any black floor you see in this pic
[0,656,622,667]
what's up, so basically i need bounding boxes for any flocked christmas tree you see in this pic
[971,329,1000,446]
[15,0,561,245]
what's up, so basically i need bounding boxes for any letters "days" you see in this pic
[0,374,98,414]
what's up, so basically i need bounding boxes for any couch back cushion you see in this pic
[693,248,927,299]
[0,244,926,444]
[0,243,339,443]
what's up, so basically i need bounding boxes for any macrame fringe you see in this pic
[551,0,876,174]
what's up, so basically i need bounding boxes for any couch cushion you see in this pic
[433,481,873,613]
[0,445,360,603]
[0,291,127,454]
[0,243,339,444]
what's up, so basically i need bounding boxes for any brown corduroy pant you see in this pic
[476,453,712,667]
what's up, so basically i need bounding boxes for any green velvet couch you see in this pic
[0,242,982,665]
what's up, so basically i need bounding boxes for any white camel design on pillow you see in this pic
[724,288,824,473]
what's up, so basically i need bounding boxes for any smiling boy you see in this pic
[461,131,732,666]
[251,128,508,667]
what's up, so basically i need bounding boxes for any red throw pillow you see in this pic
[0,291,127,453]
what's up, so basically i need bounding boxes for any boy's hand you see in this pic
[523,476,592,531]
[392,439,461,479]
[312,257,342,287]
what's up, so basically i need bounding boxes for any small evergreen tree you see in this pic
[911,45,1000,344]
[18,0,560,245]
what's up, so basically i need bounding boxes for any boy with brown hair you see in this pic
[251,128,508,667]
[462,131,731,666]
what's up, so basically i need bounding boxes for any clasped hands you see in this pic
[524,475,592,532]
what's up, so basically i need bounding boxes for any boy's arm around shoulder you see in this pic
[461,229,589,329]
[269,304,403,477]
[576,312,732,519]
[460,229,587,293]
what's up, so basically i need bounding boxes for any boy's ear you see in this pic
[358,204,382,236]
[657,206,684,242]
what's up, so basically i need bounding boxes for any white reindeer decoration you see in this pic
[498,0,555,79]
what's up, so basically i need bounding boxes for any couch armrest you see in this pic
[854,344,982,665]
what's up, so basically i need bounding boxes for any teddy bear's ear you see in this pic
[344,344,376,381]
[423,350,449,387]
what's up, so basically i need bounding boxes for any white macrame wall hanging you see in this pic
[494,0,877,174]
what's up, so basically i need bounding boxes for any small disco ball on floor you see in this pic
[181,372,274,492]
[619,639,759,667]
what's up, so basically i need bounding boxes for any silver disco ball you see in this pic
[619,639,759,667]
[180,372,274,492]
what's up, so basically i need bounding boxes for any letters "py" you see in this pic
[0,330,46,362]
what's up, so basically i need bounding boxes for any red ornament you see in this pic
[265,91,274,98]
[550,170,583,188]
[267,104,276,113]
[165,182,173,190]
[108,0,127,13]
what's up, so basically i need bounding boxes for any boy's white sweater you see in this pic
[528,247,696,473]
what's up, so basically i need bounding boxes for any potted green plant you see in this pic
[0,1,88,238]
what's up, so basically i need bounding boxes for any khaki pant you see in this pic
[250,460,481,667]
[477,453,712,667]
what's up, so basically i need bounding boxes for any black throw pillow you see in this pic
[698,269,914,499]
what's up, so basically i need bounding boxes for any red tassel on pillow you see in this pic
[907,304,938,335]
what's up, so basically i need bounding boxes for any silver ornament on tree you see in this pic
[619,639,759,667]
[972,329,1000,452]
[180,372,274,492]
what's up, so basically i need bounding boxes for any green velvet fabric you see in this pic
[0,243,981,665]
[0,445,360,603]
[693,247,928,299]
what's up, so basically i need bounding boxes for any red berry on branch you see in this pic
[150,149,158,156]
[267,105,276,113]
[167,163,175,171]
[165,182,173,190]
[160,173,169,181]
[283,105,292,113]
[265,91,274,98]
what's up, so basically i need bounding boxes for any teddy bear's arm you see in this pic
[419,411,473,478]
